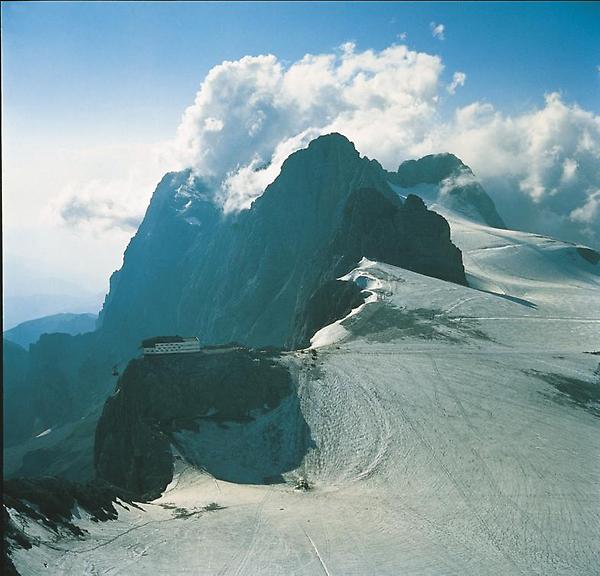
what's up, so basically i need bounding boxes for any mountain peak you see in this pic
[392,152,505,228]
[306,132,359,155]
[396,153,469,187]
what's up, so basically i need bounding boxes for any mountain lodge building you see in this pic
[141,336,201,355]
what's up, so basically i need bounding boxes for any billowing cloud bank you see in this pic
[53,142,174,235]
[173,43,600,247]
[174,43,451,212]
[428,94,600,246]
[61,42,600,248]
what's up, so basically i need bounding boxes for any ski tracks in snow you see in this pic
[302,526,333,576]
[426,356,568,572]
[219,487,272,576]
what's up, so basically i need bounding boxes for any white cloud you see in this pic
[439,168,478,198]
[419,93,600,247]
[46,44,600,255]
[340,41,356,55]
[217,128,322,213]
[204,117,224,132]
[430,22,445,40]
[169,46,600,249]
[58,180,143,232]
[561,157,578,183]
[447,71,466,94]
[174,44,445,212]
[5,35,597,314]
[569,190,600,224]
[51,142,175,234]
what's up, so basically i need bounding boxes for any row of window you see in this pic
[143,342,200,354]
[155,343,195,347]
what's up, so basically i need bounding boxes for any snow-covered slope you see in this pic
[10,214,600,575]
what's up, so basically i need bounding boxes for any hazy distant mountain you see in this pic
[3,293,103,330]
[4,313,98,349]
[2,331,115,449]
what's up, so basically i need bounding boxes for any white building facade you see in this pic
[142,337,201,355]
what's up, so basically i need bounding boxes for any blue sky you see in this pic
[2,2,600,326]
[4,2,599,143]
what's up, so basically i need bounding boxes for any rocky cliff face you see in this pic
[98,134,468,350]
[394,153,468,187]
[98,170,221,346]
[292,279,366,349]
[94,348,311,499]
[327,190,466,285]
[3,340,30,447]
[3,333,113,449]
[289,188,467,348]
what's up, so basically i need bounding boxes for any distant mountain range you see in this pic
[3,292,103,331]
[3,313,98,349]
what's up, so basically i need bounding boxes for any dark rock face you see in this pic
[290,187,467,347]
[396,153,467,187]
[94,349,311,499]
[4,477,126,530]
[99,133,467,350]
[11,408,101,483]
[3,332,114,448]
[328,190,466,286]
[97,170,221,347]
[577,246,600,265]
[293,280,366,349]
[177,134,395,348]
[3,340,30,447]
[394,153,506,229]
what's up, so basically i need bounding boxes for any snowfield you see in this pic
[11,210,600,575]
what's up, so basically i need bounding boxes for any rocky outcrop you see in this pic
[3,340,30,447]
[292,280,366,349]
[328,190,466,285]
[395,153,468,187]
[3,332,114,448]
[577,246,600,265]
[290,187,467,348]
[3,476,133,575]
[94,348,310,499]
[4,477,127,531]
